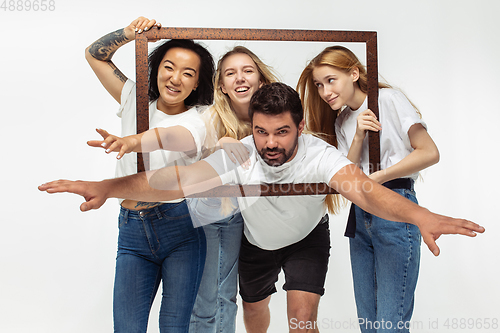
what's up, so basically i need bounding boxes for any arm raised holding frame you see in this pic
[85,16,161,103]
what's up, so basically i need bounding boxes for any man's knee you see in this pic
[243,297,270,317]
[287,291,320,322]
[288,305,317,323]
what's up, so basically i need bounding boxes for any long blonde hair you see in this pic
[206,46,279,144]
[297,45,421,214]
[298,45,419,146]
[206,46,279,214]
[298,46,393,147]
[298,46,393,215]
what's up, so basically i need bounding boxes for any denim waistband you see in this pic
[345,178,414,239]
[119,201,185,219]
[382,178,414,190]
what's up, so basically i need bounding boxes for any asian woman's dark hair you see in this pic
[148,39,215,107]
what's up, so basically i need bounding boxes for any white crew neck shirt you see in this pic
[115,79,206,203]
[335,88,426,180]
[204,133,352,250]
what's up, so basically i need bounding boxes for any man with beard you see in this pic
[40,82,484,333]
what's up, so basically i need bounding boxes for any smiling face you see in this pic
[156,47,201,114]
[312,65,364,111]
[220,53,263,121]
[252,111,304,167]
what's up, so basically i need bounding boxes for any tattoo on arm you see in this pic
[108,62,128,83]
[88,28,130,61]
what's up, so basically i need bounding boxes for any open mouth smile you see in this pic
[167,86,181,93]
[235,86,250,93]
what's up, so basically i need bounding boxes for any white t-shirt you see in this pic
[335,88,426,180]
[204,133,352,250]
[116,79,206,203]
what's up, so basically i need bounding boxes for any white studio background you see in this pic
[1,0,498,332]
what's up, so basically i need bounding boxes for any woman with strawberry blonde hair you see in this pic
[298,45,439,333]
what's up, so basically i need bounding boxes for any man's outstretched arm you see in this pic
[39,161,222,212]
[329,164,485,256]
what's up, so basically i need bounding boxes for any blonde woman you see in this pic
[298,45,439,333]
[93,46,278,333]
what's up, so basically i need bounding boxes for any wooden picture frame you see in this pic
[135,28,379,197]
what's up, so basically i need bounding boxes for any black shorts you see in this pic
[238,215,331,303]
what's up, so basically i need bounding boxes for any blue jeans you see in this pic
[189,211,244,333]
[350,188,421,333]
[114,202,206,333]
